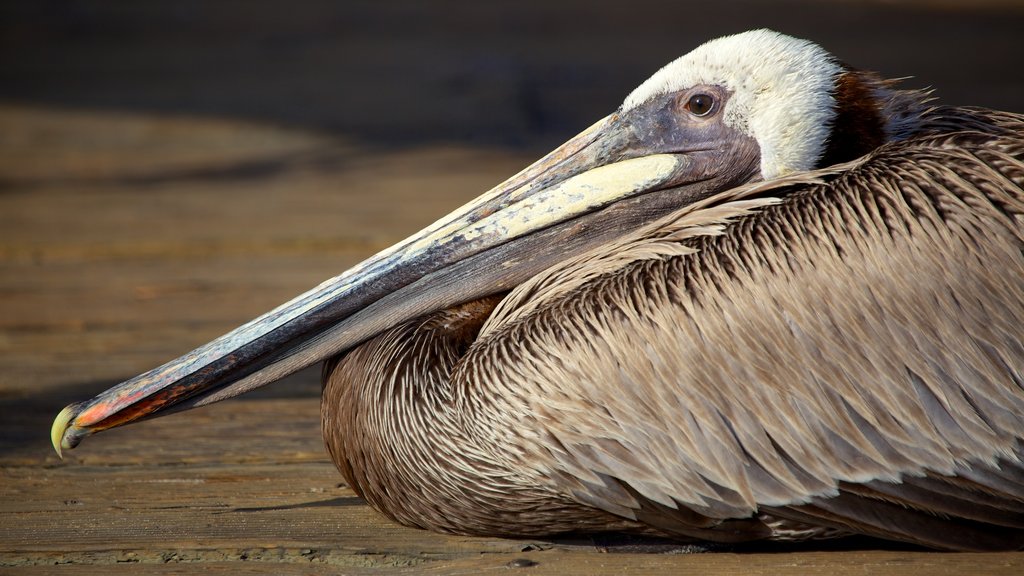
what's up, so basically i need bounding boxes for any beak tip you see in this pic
[51,404,79,459]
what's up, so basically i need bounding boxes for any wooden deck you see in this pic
[3,4,1024,571]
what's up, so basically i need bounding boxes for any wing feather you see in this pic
[457,115,1024,549]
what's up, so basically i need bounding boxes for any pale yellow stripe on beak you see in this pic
[407,154,683,253]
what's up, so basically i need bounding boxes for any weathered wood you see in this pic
[5,550,1024,576]
[3,68,1024,573]
[7,422,1024,576]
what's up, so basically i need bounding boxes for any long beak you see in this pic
[51,111,733,457]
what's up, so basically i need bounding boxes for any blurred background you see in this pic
[3,1,1023,149]
[1,0,1023,453]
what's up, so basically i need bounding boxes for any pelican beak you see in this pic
[52,106,759,456]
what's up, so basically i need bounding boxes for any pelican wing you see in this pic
[462,115,1024,549]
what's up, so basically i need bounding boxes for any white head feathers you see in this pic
[622,30,841,179]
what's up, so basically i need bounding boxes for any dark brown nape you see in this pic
[817,68,888,169]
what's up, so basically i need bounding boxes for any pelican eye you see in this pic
[685,93,715,117]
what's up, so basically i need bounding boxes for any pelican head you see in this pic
[52,30,926,454]
[624,29,840,178]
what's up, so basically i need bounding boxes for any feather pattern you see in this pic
[324,108,1024,550]
[459,114,1024,549]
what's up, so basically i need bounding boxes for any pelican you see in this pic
[51,30,1024,551]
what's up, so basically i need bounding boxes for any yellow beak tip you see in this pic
[50,405,77,459]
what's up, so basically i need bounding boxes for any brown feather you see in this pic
[322,107,1024,549]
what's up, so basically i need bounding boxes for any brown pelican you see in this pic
[51,30,1024,551]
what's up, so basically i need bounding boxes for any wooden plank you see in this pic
[6,551,1024,576]
[8,429,1024,576]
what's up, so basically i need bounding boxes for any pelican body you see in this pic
[52,31,1024,551]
